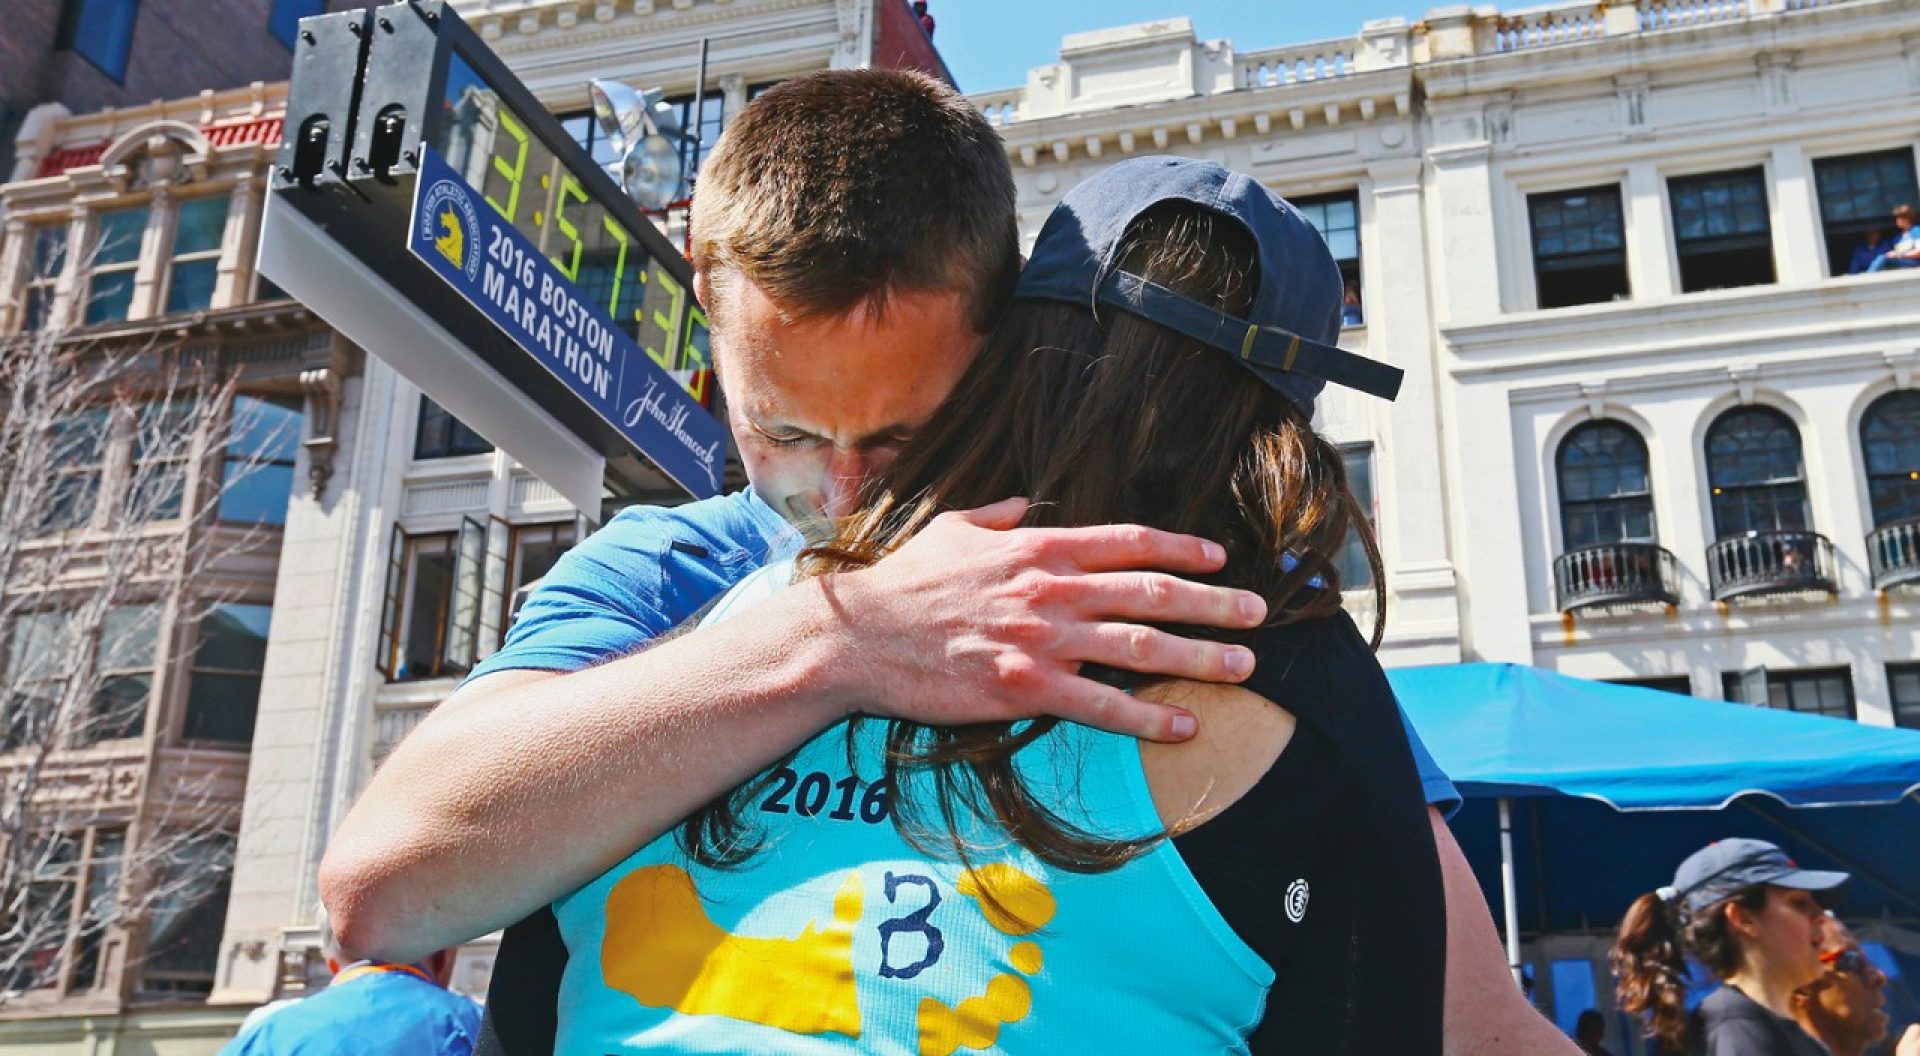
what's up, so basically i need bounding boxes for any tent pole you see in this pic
[1499,797,1524,987]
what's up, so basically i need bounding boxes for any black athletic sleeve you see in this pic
[1171,613,1447,1053]
[472,907,567,1056]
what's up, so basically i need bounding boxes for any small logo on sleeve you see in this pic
[1284,879,1310,923]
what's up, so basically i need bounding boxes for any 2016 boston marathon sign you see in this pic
[408,147,726,498]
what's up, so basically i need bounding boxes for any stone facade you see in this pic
[976,0,1920,722]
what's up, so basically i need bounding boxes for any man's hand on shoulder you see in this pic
[812,497,1267,742]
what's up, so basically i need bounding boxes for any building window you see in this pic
[219,395,302,525]
[22,224,68,333]
[1705,406,1810,538]
[1294,191,1363,326]
[57,0,138,83]
[1,827,126,993]
[268,0,325,49]
[182,604,270,744]
[1334,444,1377,590]
[1529,185,1629,309]
[1669,167,1775,293]
[1557,421,1655,549]
[1861,391,1920,529]
[414,396,493,459]
[663,90,726,186]
[379,520,486,681]
[136,833,233,996]
[84,205,148,325]
[131,400,195,522]
[1813,148,1920,276]
[39,407,109,534]
[1891,663,1920,730]
[502,520,579,638]
[163,195,228,315]
[1608,676,1693,696]
[1721,668,1856,720]
[1,604,154,751]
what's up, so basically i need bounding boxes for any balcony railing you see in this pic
[1706,530,1837,601]
[1868,519,1920,591]
[1553,542,1680,612]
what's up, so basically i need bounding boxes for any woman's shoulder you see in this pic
[1136,681,1297,831]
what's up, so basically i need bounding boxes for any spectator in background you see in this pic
[1866,205,1920,272]
[1848,226,1895,275]
[1789,916,1920,1056]
[913,0,934,38]
[1341,279,1364,326]
[1573,1009,1617,1055]
[221,915,480,1056]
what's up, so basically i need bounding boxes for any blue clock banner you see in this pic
[407,146,726,499]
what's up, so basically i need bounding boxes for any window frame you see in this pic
[1704,406,1812,539]
[499,519,580,645]
[1556,420,1657,551]
[218,394,303,526]
[83,204,150,326]
[161,193,231,316]
[56,0,139,83]
[378,520,486,682]
[1812,148,1920,277]
[413,395,493,460]
[1860,390,1920,530]
[0,825,125,995]
[268,0,326,50]
[129,399,198,525]
[1292,190,1364,327]
[21,223,70,333]
[1721,667,1856,720]
[181,603,272,746]
[1334,443,1377,591]
[1890,663,1920,731]
[1528,184,1631,309]
[38,407,110,535]
[1666,166,1776,294]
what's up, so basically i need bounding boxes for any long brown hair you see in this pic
[1611,885,1771,1051]
[680,201,1385,872]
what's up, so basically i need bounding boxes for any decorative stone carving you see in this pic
[299,366,340,498]
[97,121,211,192]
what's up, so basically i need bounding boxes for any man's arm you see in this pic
[1432,808,1582,1055]
[321,500,1266,962]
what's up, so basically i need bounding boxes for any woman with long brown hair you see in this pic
[543,157,1447,1053]
[1612,838,1849,1055]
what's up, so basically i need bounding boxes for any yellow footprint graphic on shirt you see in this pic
[602,864,864,1037]
[917,863,1057,1056]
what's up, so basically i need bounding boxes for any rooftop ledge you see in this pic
[969,0,1864,126]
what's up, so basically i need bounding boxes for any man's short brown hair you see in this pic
[690,69,1018,335]
[1894,203,1916,223]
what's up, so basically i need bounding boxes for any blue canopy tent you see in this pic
[1388,663,1920,1044]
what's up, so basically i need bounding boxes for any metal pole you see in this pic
[690,38,710,174]
[1499,797,1525,988]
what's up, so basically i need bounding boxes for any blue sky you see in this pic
[935,1,1432,93]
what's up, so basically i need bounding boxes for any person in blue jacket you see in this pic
[221,919,479,1056]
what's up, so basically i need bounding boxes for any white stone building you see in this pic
[975,0,1920,725]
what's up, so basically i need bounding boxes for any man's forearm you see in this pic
[320,577,856,963]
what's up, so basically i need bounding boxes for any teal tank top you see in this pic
[551,562,1275,1054]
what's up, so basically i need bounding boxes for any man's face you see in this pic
[701,271,981,534]
[1794,945,1889,1052]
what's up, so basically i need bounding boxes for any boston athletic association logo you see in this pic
[420,178,482,283]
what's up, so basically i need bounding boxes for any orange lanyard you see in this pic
[332,961,433,987]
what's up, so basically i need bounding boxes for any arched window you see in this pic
[1557,421,1655,549]
[1705,407,1810,538]
[1861,391,1920,528]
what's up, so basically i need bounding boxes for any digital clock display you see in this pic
[434,52,710,403]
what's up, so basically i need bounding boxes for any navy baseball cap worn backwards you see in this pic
[1014,156,1403,416]
[1661,838,1850,916]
